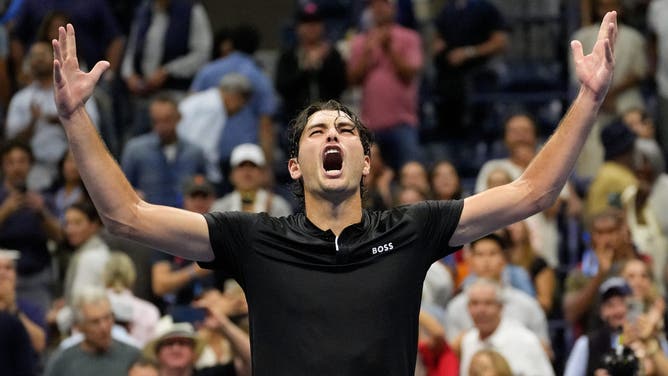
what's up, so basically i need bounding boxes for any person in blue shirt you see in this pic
[121,94,206,208]
[190,25,277,179]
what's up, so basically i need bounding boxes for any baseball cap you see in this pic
[183,175,215,196]
[230,143,265,168]
[599,277,632,303]
[0,249,19,260]
[296,2,323,23]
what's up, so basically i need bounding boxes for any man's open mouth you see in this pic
[323,146,343,172]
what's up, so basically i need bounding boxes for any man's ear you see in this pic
[362,155,370,177]
[288,158,302,180]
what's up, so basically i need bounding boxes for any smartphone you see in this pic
[169,305,207,325]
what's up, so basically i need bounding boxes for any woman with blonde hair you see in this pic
[468,349,512,376]
[104,251,160,346]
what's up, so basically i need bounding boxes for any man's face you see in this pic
[297,20,324,45]
[79,300,114,352]
[223,92,248,116]
[29,42,53,78]
[2,148,32,187]
[64,208,99,248]
[231,161,263,192]
[591,216,624,256]
[470,239,506,281]
[468,284,502,337]
[157,337,196,369]
[149,101,180,142]
[600,295,628,329]
[288,110,370,202]
[504,115,537,152]
[370,0,395,26]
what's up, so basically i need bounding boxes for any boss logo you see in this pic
[372,242,394,255]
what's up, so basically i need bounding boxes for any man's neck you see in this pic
[304,193,363,236]
[478,320,501,341]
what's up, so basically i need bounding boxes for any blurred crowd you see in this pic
[1,0,668,375]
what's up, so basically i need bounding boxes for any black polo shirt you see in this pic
[199,200,463,375]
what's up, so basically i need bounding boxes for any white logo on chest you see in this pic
[371,242,394,255]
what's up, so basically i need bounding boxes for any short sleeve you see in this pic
[407,200,464,261]
[197,211,258,282]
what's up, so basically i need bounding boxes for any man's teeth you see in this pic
[325,149,340,155]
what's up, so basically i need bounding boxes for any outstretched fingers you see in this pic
[597,11,617,43]
[58,26,67,61]
[608,20,617,55]
[591,12,617,63]
[89,61,111,83]
[66,24,77,61]
[52,38,62,64]
[570,40,584,64]
[52,39,64,86]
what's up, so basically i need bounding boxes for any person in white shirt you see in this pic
[211,144,292,216]
[178,73,253,184]
[459,278,554,376]
[444,233,550,347]
[5,41,99,190]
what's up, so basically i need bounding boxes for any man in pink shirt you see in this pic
[348,0,424,170]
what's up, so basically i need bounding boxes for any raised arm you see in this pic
[53,24,213,262]
[450,11,618,246]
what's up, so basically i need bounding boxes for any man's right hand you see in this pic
[52,24,109,120]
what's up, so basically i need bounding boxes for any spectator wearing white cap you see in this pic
[178,73,253,185]
[211,144,292,216]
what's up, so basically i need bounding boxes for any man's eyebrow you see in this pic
[335,120,355,127]
[305,123,328,131]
